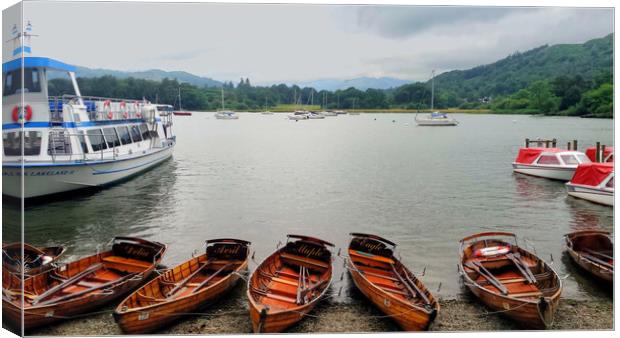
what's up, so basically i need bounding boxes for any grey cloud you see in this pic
[355,6,541,38]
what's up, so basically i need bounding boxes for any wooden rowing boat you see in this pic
[2,237,166,331]
[247,234,333,333]
[565,230,613,282]
[346,233,439,331]
[458,232,562,329]
[3,242,66,275]
[113,238,251,333]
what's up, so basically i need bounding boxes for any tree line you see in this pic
[47,72,612,118]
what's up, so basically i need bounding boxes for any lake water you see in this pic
[3,113,613,302]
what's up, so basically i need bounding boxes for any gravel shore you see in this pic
[26,283,613,335]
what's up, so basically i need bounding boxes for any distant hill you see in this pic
[67,67,223,88]
[433,33,613,101]
[296,77,410,91]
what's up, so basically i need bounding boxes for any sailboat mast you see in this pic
[430,69,435,111]
[178,87,182,110]
[221,87,225,110]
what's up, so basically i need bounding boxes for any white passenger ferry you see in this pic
[2,27,175,199]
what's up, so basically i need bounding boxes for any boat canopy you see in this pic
[569,162,614,186]
[514,147,563,164]
[2,56,76,73]
[585,147,614,163]
[431,112,447,118]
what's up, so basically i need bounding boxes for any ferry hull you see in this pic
[2,146,173,199]
[512,163,576,181]
[566,184,613,206]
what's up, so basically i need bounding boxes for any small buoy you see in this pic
[392,120,396,123]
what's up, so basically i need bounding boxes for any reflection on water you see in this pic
[6,113,613,302]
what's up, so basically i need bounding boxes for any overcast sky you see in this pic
[8,2,615,84]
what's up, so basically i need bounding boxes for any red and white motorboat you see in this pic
[585,147,614,163]
[566,162,614,206]
[512,148,591,181]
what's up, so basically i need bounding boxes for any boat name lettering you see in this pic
[124,246,151,258]
[296,244,323,258]
[359,240,385,252]
[213,245,241,255]
[3,169,76,176]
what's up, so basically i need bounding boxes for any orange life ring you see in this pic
[474,245,510,257]
[12,105,33,122]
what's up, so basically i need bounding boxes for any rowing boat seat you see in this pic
[102,256,151,273]
[349,250,395,264]
[280,253,329,270]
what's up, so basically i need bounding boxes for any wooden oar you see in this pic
[583,248,614,261]
[506,253,536,284]
[582,253,614,269]
[32,263,103,305]
[190,263,233,294]
[36,272,138,306]
[166,260,213,297]
[296,265,305,304]
[467,261,508,295]
[390,264,431,305]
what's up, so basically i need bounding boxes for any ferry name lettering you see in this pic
[3,170,76,177]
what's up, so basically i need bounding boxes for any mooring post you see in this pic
[573,140,578,151]
[596,142,601,162]
[552,138,557,147]
[567,142,571,151]
[545,140,550,148]
[525,138,530,148]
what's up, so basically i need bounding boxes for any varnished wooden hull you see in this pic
[247,235,333,333]
[459,232,562,329]
[565,231,613,282]
[114,257,248,333]
[248,299,318,333]
[3,276,145,331]
[348,261,437,331]
[2,237,166,331]
[460,272,560,329]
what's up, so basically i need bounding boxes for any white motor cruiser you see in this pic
[512,147,591,181]
[566,162,614,206]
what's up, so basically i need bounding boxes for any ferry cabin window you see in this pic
[537,155,560,165]
[78,132,89,154]
[117,126,132,145]
[86,129,108,152]
[560,155,579,165]
[3,131,42,156]
[130,125,143,142]
[139,124,151,140]
[606,177,614,189]
[103,127,121,148]
[3,68,41,96]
